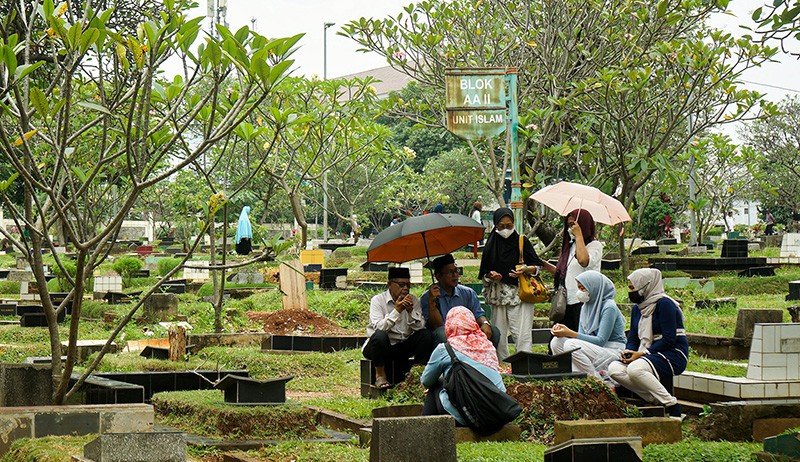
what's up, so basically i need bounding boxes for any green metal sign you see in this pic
[445,68,507,141]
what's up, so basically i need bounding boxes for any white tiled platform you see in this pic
[676,322,800,400]
[780,233,800,258]
[94,276,122,292]
[747,323,800,381]
[676,372,800,400]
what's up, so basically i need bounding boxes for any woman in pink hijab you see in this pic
[420,307,503,425]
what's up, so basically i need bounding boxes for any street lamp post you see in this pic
[322,22,334,242]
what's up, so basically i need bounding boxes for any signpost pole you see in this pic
[506,68,522,234]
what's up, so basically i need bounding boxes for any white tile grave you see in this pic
[183,260,209,281]
[94,276,122,292]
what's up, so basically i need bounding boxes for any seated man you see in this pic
[421,254,500,348]
[362,267,433,389]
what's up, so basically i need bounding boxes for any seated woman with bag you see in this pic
[607,268,688,418]
[421,306,505,426]
[550,270,626,379]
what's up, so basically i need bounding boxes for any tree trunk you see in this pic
[168,325,187,361]
[214,203,227,333]
[288,192,308,248]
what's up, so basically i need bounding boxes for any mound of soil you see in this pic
[507,379,632,444]
[247,309,347,336]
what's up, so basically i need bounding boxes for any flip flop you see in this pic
[375,376,391,389]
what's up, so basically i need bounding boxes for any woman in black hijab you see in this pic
[478,208,546,360]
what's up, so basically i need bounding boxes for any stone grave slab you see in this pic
[455,424,522,443]
[553,418,681,446]
[83,431,186,462]
[692,400,800,442]
[0,269,10,279]
[722,239,749,258]
[70,374,145,405]
[214,374,293,404]
[544,436,643,462]
[360,358,413,398]
[735,309,784,340]
[61,340,117,363]
[227,271,264,284]
[143,293,178,321]
[753,418,800,442]
[319,267,347,289]
[369,416,456,462]
[94,370,249,400]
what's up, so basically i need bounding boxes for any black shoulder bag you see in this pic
[442,342,522,436]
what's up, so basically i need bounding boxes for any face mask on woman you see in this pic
[567,228,575,241]
[496,228,513,239]
[628,290,645,304]
[576,290,590,303]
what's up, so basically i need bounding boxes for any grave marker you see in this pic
[280,259,307,310]
[370,416,456,462]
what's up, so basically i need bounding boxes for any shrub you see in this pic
[51,260,77,291]
[112,256,143,287]
[157,257,182,277]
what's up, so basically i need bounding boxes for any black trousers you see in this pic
[363,329,433,368]
[562,302,583,332]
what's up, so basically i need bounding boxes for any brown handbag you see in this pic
[517,236,549,303]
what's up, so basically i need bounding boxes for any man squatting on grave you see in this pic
[362,267,433,389]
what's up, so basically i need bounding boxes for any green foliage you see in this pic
[0,435,96,462]
[423,147,492,214]
[111,256,143,287]
[51,260,77,291]
[0,280,19,294]
[457,442,546,461]
[686,356,747,378]
[642,438,761,461]
[156,258,182,277]
[304,396,390,421]
[637,197,675,240]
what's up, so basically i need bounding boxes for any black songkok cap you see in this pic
[432,254,456,273]
[388,267,410,279]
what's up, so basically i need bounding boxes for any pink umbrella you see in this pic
[530,181,631,225]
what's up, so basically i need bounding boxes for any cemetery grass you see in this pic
[152,390,324,440]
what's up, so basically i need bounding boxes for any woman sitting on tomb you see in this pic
[607,268,688,418]
[549,270,626,379]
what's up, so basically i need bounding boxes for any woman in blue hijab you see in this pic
[235,206,253,255]
[549,270,625,378]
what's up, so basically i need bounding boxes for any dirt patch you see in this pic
[246,309,347,336]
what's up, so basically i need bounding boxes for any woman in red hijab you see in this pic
[420,307,503,425]
[543,208,603,332]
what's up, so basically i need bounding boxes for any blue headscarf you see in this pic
[235,206,252,244]
[574,270,618,336]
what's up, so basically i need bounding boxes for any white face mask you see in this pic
[567,228,575,240]
[496,228,514,239]
[576,290,590,303]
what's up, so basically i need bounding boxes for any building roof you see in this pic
[336,65,415,98]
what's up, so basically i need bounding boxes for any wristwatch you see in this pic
[481,320,491,327]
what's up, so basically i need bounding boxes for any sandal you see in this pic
[374,376,392,389]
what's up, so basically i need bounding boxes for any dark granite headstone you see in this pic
[631,246,659,255]
[788,281,800,301]
[721,239,749,258]
[214,374,293,404]
[544,437,642,462]
[370,416,456,462]
[0,363,53,406]
[738,266,775,277]
[763,432,800,458]
[652,262,677,272]
[319,267,348,289]
[505,349,577,375]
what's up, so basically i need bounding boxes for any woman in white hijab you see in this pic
[550,270,626,378]
[607,268,688,418]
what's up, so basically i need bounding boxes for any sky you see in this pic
[208,0,800,139]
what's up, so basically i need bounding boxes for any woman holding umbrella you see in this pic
[479,208,548,360]
[546,208,603,332]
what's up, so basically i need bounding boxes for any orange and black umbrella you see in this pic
[367,213,484,279]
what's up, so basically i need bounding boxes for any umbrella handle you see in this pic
[422,232,436,284]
